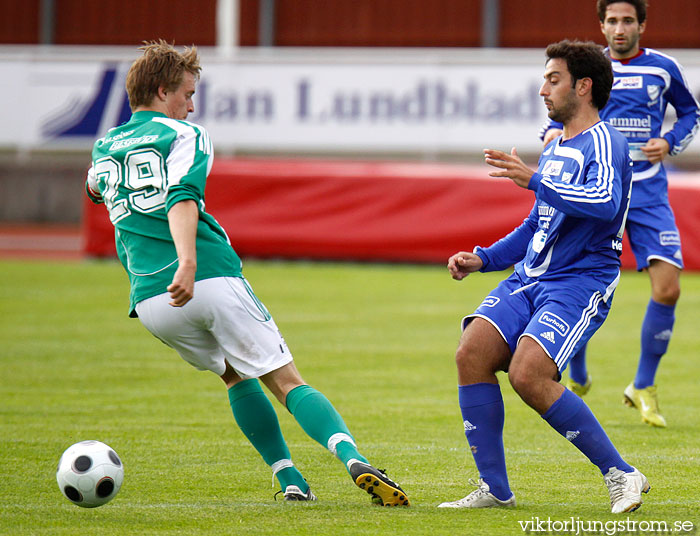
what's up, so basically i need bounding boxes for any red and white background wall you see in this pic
[3,47,700,269]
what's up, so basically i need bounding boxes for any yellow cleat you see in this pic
[566,375,592,397]
[348,461,410,506]
[623,382,667,428]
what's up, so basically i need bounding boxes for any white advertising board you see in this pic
[3,46,700,155]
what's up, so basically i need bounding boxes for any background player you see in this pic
[85,40,409,506]
[541,0,700,427]
[439,40,648,514]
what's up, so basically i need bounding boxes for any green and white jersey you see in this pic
[86,111,242,316]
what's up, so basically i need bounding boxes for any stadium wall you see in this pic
[82,158,700,270]
[3,45,700,269]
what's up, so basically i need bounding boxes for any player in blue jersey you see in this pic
[438,40,649,514]
[541,0,700,427]
[85,41,409,506]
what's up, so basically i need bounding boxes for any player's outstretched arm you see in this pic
[447,251,483,281]
[483,147,536,189]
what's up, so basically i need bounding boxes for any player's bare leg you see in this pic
[508,336,563,414]
[648,259,681,305]
[455,318,511,385]
[259,361,305,403]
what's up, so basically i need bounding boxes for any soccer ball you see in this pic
[56,440,124,508]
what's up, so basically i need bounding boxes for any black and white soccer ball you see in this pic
[56,440,124,508]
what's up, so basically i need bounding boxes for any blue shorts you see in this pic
[626,204,683,271]
[464,272,616,374]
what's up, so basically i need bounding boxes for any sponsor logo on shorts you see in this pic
[538,311,570,337]
[481,296,500,308]
[540,331,556,343]
[659,231,681,246]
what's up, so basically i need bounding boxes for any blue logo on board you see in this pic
[41,65,132,140]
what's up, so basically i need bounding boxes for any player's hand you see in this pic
[483,147,535,189]
[167,261,196,307]
[447,251,483,281]
[543,128,563,146]
[641,138,670,164]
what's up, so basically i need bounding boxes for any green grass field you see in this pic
[1,258,698,535]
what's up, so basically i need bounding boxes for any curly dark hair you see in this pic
[545,40,613,110]
[597,0,647,24]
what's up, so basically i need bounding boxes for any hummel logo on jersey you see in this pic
[654,329,672,341]
[540,331,556,343]
[463,420,477,432]
[565,430,580,441]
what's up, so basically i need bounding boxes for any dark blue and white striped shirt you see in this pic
[540,48,700,208]
[477,121,633,301]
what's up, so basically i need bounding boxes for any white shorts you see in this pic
[135,276,293,378]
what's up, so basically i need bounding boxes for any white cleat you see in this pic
[281,485,317,501]
[604,467,650,514]
[438,478,515,509]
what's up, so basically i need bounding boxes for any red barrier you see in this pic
[82,159,700,269]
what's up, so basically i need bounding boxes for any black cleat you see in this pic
[348,461,410,506]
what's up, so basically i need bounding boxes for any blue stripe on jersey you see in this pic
[540,123,615,205]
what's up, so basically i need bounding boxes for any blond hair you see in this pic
[126,40,201,111]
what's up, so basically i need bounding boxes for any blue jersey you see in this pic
[476,121,633,297]
[540,48,700,208]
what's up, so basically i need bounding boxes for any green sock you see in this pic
[286,384,369,472]
[228,379,308,492]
